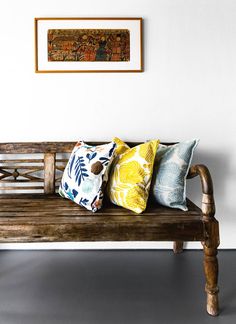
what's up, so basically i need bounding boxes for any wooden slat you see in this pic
[0,141,176,154]
[55,165,66,171]
[44,153,55,194]
[0,142,76,154]
[0,179,44,183]
[55,180,62,184]
[0,159,44,163]
[0,213,202,221]
[0,218,203,228]
[0,193,60,199]
[0,186,44,190]
[0,165,43,170]
[0,195,201,216]
[0,205,201,216]
[0,221,204,243]
[0,204,201,215]
[56,159,68,163]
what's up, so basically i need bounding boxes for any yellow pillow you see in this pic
[107,137,160,213]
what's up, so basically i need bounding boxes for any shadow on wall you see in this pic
[185,148,236,247]
[187,149,231,213]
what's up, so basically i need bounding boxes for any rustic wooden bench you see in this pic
[0,142,220,316]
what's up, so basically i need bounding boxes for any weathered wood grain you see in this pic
[0,158,44,191]
[0,159,44,163]
[0,141,176,154]
[44,153,55,194]
[0,186,43,190]
[0,195,201,215]
[0,221,204,243]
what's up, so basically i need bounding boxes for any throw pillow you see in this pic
[59,141,116,212]
[151,139,199,211]
[107,137,160,213]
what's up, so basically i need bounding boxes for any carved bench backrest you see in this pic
[0,141,174,194]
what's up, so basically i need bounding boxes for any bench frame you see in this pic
[0,142,220,316]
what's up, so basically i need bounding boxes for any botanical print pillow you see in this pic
[151,139,199,211]
[59,141,116,212]
[107,138,160,214]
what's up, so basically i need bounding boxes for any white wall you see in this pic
[0,0,235,249]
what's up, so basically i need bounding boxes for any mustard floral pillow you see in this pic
[107,138,160,213]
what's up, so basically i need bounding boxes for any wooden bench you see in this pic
[0,142,220,316]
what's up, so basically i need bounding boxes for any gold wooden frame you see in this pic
[35,17,143,73]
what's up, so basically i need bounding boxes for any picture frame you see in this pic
[34,17,143,73]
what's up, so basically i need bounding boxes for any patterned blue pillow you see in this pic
[151,140,199,211]
[59,141,116,212]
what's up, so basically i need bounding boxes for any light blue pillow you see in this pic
[151,139,199,211]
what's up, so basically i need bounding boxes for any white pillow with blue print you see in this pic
[151,139,199,211]
[59,141,116,212]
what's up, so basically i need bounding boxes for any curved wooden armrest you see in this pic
[187,164,215,218]
[187,164,213,195]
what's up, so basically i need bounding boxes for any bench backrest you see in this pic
[0,141,174,194]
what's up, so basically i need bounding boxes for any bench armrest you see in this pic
[187,164,215,219]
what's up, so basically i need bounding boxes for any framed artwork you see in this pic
[34,17,143,73]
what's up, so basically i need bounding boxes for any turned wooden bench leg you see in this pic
[173,241,183,254]
[187,164,220,316]
[202,216,220,316]
[203,244,219,316]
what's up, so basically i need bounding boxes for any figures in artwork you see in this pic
[95,37,107,61]
[48,29,130,62]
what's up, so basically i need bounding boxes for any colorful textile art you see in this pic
[48,29,130,62]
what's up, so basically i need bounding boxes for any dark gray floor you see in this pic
[0,250,235,324]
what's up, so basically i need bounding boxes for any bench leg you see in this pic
[173,241,183,254]
[203,244,219,316]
